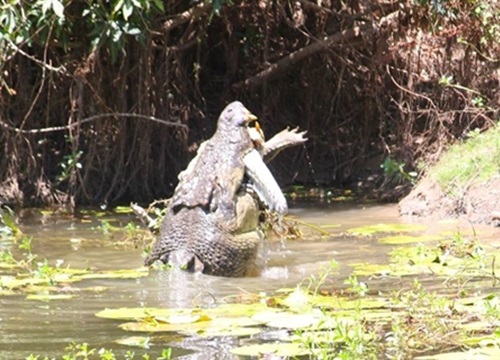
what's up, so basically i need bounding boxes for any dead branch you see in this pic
[163,2,210,32]
[0,113,187,134]
[234,24,375,90]
[235,10,403,90]
[5,38,67,73]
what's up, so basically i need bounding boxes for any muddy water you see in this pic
[0,203,488,359]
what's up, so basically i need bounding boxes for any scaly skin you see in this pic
[145,102,307,276]
[150,204,260,276]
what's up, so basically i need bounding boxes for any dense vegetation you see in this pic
[1,0,499,208]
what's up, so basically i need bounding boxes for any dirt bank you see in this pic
[399,176,500,225]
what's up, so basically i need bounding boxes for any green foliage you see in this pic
[95,219,112,237]
[300,260,339,295]
[0,0,164,62]
[0,0,69,55]
[147,206,168,233]
[57,149,83,184]
[439,74,484,101]
[433,124,500,196]
[159,348,172,360]
[125,221,141,238]
[18,236,33,254]
[344,275,368,296]
[472,1,500,44]
[63,342,95,360]
[28,341,172,360]
[33,258,61,285]
[82,0,163,61]
[0,205,21,238]
[381,157,417,186]
[0,249,17,265]
[416,0,500,48]
[386,279,458,357]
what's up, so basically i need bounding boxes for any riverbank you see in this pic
[400,125,500,225]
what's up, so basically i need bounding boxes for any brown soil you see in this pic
[399,176,500,225]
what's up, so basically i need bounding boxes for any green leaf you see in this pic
[122,0,134,21]
[112,0,125,15]
[131,0,143,9]
[124,27,141,36]
[151,0,164,12]
[51,0,64,19]
[40,0,52,15]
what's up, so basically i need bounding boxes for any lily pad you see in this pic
[96,307,175,321]
[0,288,16,296]
[158,313,211,324]
[0,265,138,294]
[115,336,151,348]
[310,293,388,310]
[1,275,48,289]
[347,223,427,236]
[74,268,148,280]
[120,316,262,333]
[349,263,393,277]
[208,303,274,317]
[97,307,219,323]
[0,262,20,270]
[279,287,311,310]
[379,234,443,245]
[114,206,134,214]
[181,326,261,338]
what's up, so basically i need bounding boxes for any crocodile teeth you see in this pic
[243,149,287,215]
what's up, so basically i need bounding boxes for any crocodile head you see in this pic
[217,101,257,132]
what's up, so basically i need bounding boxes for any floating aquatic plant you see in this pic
[347,223,427,236]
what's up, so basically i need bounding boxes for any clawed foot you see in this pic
[263,127,308,161]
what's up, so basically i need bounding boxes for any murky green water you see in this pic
[1,203,495,359]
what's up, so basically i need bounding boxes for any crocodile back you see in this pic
[145,205,261,276]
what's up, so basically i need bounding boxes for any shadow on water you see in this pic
[1,202,494,359]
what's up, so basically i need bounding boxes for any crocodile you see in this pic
[144,101,306,276]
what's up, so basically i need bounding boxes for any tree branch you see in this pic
[163,2,211,32]
[0,113,187,134]
[234,24,375,90]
